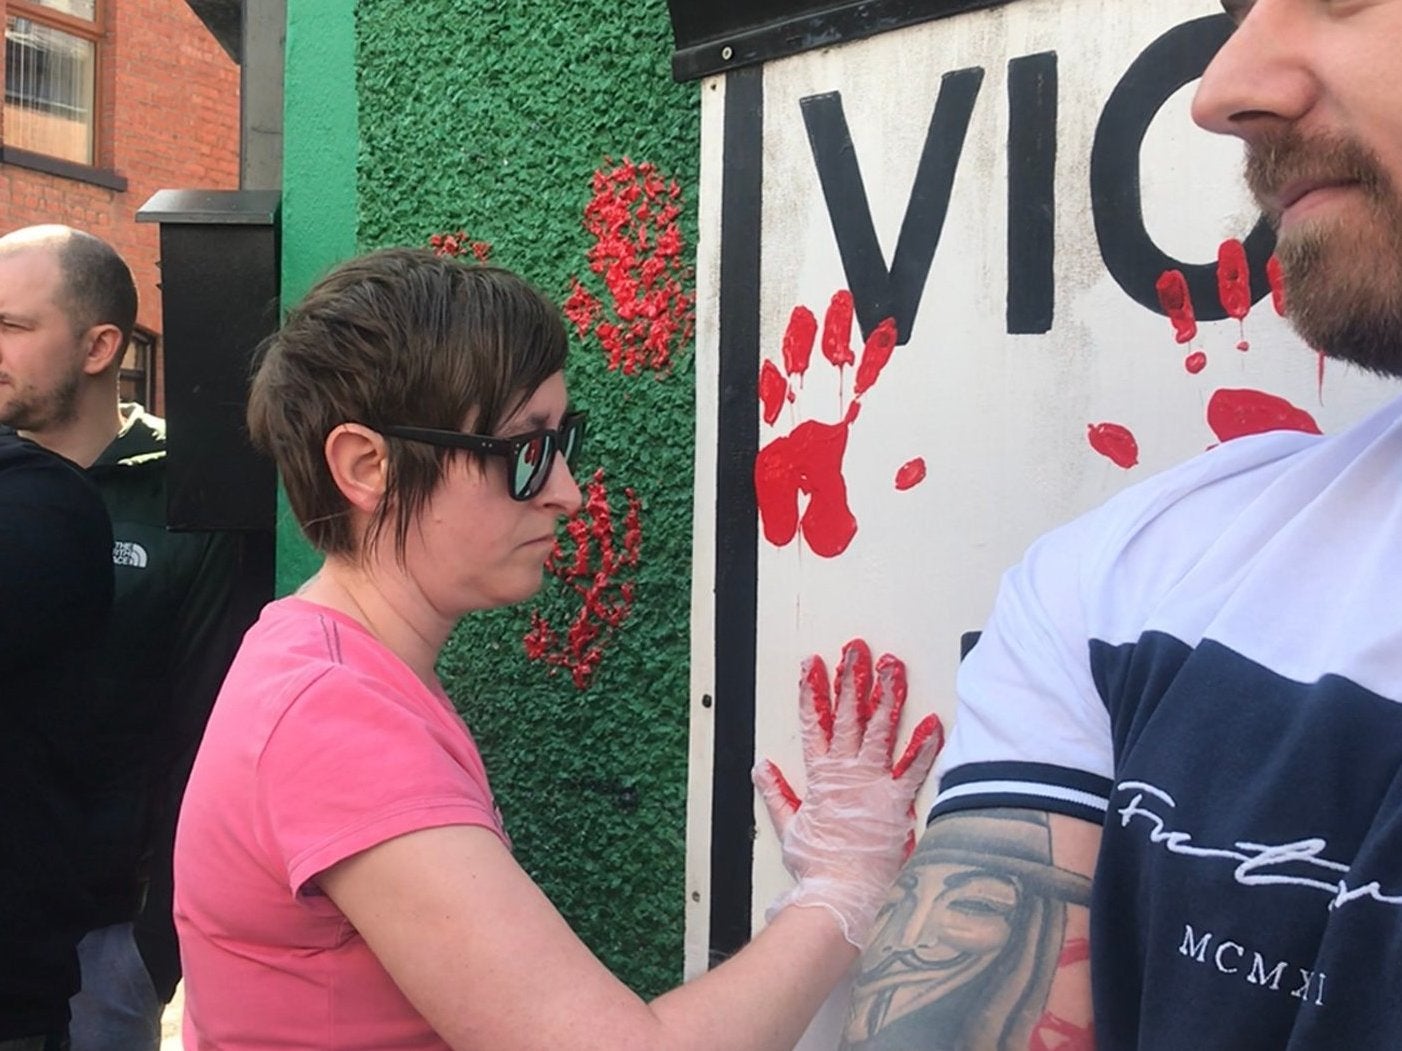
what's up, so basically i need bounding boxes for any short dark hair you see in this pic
[247,248,569,558]
[53,230,138,346]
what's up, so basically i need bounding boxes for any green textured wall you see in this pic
[352,0,699,997]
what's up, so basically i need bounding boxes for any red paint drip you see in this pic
[522,468,642,688]
[758,359,788,426]
[892,713,943,780]
[765,760,802,813]
[1087,422,1140,469]
[1216,238,1252,321]
[837,639,875,727]
[1237,340,1251,352]
[783,306,818,378]
[1267,255,1288,316]
[1184,351,1207,375]
[428,230,493,262]
[569,158,695,375]
[895,457,926,490]
[805,655,834,745]
[1155,270,1197,344]
[853,317,898,397]
[1206,388,1322,442]
[821,289,856,369]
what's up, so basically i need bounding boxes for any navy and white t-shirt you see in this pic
[933,393,1402,1050]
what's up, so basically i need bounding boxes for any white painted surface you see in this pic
[684,71,727,981]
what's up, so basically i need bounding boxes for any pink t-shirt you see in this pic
[174,596,508,1050]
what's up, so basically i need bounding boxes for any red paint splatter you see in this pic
[1267,255,1287,316]
[895,457,926,490]
[783,306,817,379]
[1216,238,1252,321]
[1184,351,1207,375]
[1206,388,1322,442]
[1155,269,1197,344]
[1087,422,1139,469]
[568,158,694,375]
[522,468,641,688]
[758,359,788,426]
[755,292,901,558]
[563,277,601,338]
[854,317,898,397]
[821,290,856,369]
[1237,340,1251,352]
[892,714,943,780]
[765,759,802,813]
[428,230,492,262]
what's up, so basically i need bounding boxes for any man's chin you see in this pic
[1278,227,1402,378]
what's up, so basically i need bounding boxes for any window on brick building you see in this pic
[4,0,101,166]
[119,327,159,410]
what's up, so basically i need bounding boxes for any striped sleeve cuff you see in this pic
[929,761,1112,827]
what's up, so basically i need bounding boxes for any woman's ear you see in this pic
[324,423,389,514]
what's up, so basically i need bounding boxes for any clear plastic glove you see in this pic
[753,639,944,949]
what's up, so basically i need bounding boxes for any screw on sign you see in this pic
[522,468,642,689]
[754,290,901,558]
[562,158,695,376]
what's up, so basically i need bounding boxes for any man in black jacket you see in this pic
[0,225,243,1050]
[0,432,113,1050]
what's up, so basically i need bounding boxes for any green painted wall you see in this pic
[284,0,700,998]
[278,0,360,593]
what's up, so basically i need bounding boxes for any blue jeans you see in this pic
[67,925,160,1051]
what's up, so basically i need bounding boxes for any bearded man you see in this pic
[844,2,1402,1048]
[0,226,242,1051]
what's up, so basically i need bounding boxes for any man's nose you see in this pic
[1192,1,1319,142]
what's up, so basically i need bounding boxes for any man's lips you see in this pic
[1270,177,1359,217]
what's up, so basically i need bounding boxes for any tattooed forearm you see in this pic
[838,809,1096,1051]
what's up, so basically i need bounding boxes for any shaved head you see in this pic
[0,225,137,346]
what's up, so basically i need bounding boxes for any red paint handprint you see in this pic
[1090,245,1319,470]
[562,158,694,375]
[754,291,899,558]
[522,468,642,689]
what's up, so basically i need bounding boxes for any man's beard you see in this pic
[1245,128,1402,378]
[0,370,81,432]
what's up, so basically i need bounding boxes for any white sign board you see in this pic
[686,2,1394,1045]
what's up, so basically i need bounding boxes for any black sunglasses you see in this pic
[377,411,586,501]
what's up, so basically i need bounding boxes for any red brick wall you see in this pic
[0,0,242,409]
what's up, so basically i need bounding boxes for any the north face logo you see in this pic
[113,541,148,568]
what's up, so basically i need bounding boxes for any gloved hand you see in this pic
[754,639,943,949]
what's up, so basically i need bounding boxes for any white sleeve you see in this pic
[929,427,1320,827]
[930,510,1115,826]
